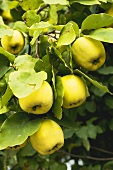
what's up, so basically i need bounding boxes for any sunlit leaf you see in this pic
[0,86,13,109]
[57,22,76,46]
[0,24,13,38]
[0,47,15,64]
[8,70,47,98]
[86,28,113,43]
[13,21,28,33]
[43,0,69,5]
[74,0,100,5]
[19,0,43,11]
[22,10,41,27]
[81,13,113,31]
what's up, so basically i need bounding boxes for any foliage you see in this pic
[0,0,113,169]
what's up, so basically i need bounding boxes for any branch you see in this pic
[58,150,113,161]
[91,146,113,155]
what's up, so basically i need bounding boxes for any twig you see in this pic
[37,4,49,14]
[91,146,113,155]
[58,150,113,161]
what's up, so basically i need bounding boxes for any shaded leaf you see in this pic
[52,76,64,119]
[109,119,113,130]
[0,112,42,150]
[85,101,96,113]
[0,55,10,78]
[103,161,113,170]
[75,69,113,95]
[35,55,52,82]
[97,66,113,75]
[63,128,75,139]
[104,95,113,109]
[50,162,67,170]
[82,139,90,151]
[76,126,88,140]
[51,47,73,72]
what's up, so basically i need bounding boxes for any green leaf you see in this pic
[0,55,10,78]
[50,162,67,170]
[0,112,42,150]
[34,55,52,82]
[49,5,58,25]
[19,0,43,11]
[0,16,4,25]
[69,21,79,37]
[57,22,76,46]
[97,66,113,75]
[76,126,88,140]
[74,0,100,5]
[85,101,96,113]
[63,128,75,139]
[52,76,64,120]
[19,140,36,157]
[75,69,113,95]
[51,47,73,73]
[43,0,69,5]
[87,124,97,139]
[14,55,38,72]
[8,70,47,98]
[0,22,13,38]
[103,161,113,170]
[13,21,28,33]
[0,85,13,109]
[49,113,81,128]
[109,119,113,130]
[81,13,113,31]
[30,30,42,45]
[0,106,9,115]
[104,95,113,109]
[86,28,113,43]
[22,10,41,27]
[29,22,52,36]
[0,47,15,64]
[8,1,19,9]
[82,139,90,151]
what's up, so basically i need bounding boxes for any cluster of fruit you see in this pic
[0,23,106,154]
